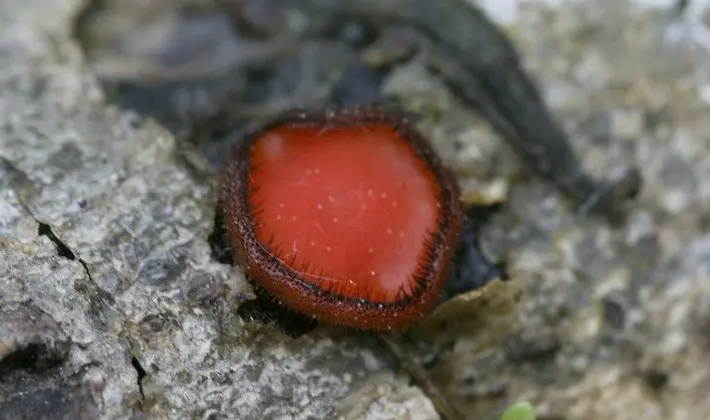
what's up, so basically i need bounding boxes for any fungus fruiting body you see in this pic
[221,107,463,331]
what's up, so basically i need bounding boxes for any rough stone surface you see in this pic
[2,0,710,420]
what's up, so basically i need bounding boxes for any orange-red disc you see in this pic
[221,108,463,331]
[249,123,440,303]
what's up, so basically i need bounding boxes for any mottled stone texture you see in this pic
[2,0,710,419]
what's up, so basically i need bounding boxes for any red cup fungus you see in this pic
[221,107,464,331]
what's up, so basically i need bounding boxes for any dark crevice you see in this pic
[438,204,508,305]
[0,344,64,378]
[38,222,76,260]
[34,221,139,408]
[37,221,96,283]
[131,356,147,400]
[35,220,117,309]
[208,207,234,265]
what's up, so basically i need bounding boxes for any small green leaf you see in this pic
[499,401,536,420]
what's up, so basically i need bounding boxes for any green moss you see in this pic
[499,401,536,420]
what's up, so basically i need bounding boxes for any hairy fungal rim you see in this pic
[221,106,464,330]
